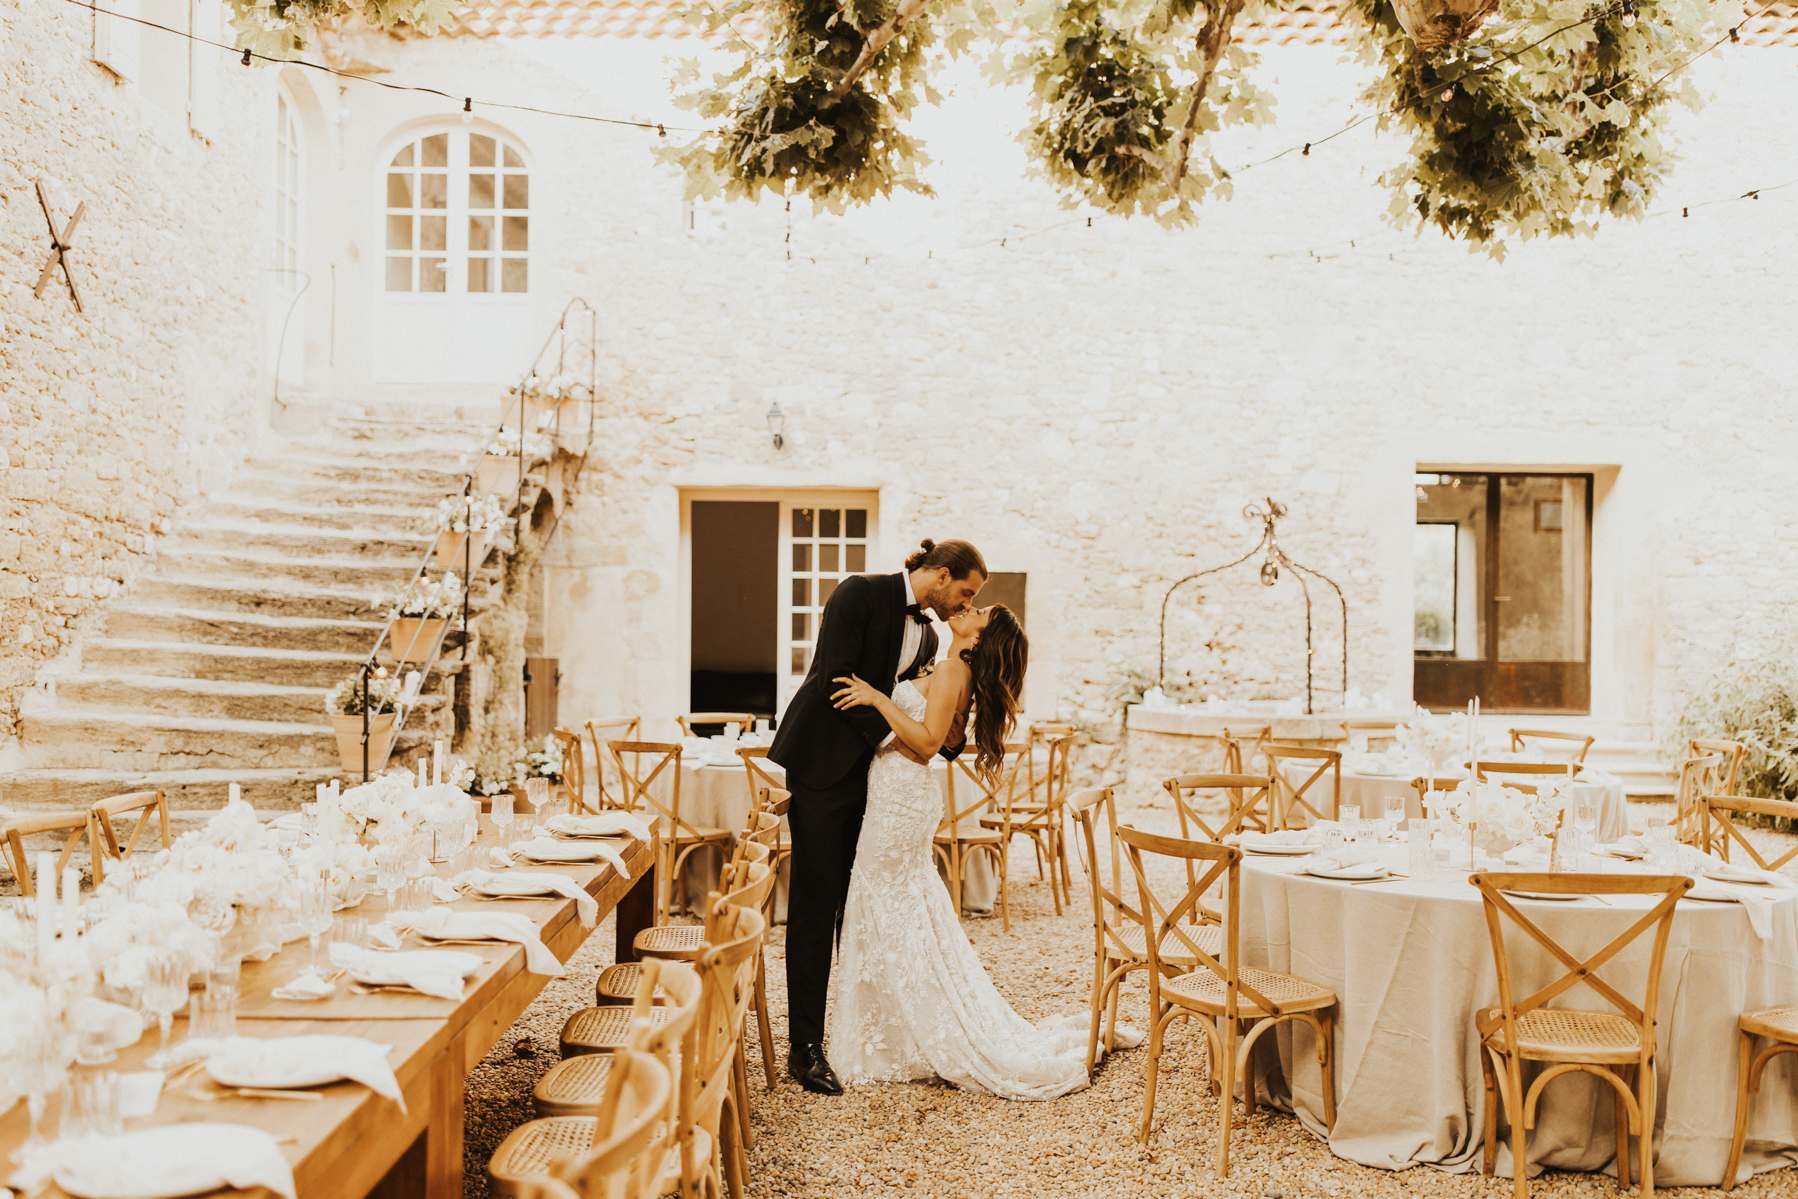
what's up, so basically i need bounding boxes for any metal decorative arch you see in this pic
[1156,499,1349,715]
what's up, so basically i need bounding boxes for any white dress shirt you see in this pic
[883,573,928,748]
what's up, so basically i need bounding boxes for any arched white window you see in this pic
[384,129,529,295]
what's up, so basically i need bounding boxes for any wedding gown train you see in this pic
[827,680,1090,1100]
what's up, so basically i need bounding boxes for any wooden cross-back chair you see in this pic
[1020,724,1078,898]
[1219,725,1272,774]
[736,749,792,891]
[1412,775,1469,813]
[89,789,170,868]
[2,812,102,895]
[675,712,753,738]
[981,732,1077,914]
[1341,720,1401,752]
[1068,788,1221,1078]
[1688,737,1745,795]
[609,740,734,923]
[1163,774,1277,843]
[1725,999,1798,1190]
[1672,754,1728,847]
[549,728,587,815]
[1117,825,1337,1176]
[1699,794,1798,873]
[1470,871,1693,1199]
[935,746,1024,928]
[583,717,641,812]
[532,959,700,1116]
[1508,729,1598,765]
[1475,760,1583,784]
[1263,745,1341,828]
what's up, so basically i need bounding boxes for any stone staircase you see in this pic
[0,418,499,819]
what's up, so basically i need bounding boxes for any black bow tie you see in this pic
[904,603,931,627]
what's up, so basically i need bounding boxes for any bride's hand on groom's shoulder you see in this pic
[831,674,882,711]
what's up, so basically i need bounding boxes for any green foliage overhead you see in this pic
[1675,626,1798,803]
[225,0,458,57]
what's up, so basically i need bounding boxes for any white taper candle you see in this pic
[62,866,80,940]
[35,853,54,959]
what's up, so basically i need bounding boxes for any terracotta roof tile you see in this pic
[441,0,1797,46]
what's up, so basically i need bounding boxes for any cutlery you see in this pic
[188,1086,325,1103]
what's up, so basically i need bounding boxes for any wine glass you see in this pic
[1573,794,1599,852]
[142,951,189,1068]
[298,877,333,974]
[527,776,552,824]
[491,792,515,842]
[373,845,406,915]
[1382,794,1407,841]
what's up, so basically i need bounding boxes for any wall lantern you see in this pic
[767,403,785,450]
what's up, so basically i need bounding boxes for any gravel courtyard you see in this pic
[463,797,1798,1199]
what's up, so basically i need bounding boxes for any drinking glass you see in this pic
[75,1010,119,1067]
[64,1069,123,1139]
[1339,806,1361,843]
[527,777,551,823]
[11,1039,68,1155]
[298,878,333,973]
[1431,820,1453,872]
[207,957,242,1005]
[373,845,406,914]
[1382,795,1408,841]
[187,989,236,1044]
[1573,794,1599,851]
[141,951,188,1068]
[299,802,319,841]
[332,913,369,952]
[491,792,515,839]
[1407,822,1434,879]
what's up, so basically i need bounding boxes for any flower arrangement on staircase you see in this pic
[380,572,463,665]
[431,494,506,571]
[326,671,405,774]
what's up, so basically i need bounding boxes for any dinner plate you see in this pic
[1702,866,1774,885]
[1501,890,1581,902]
[1303,862,1388,881]
[1242,843,1320,856]
[470,877,565,899]
[205,1036,361,1089]
[515,839,608,864]
[52,1123,289,1199]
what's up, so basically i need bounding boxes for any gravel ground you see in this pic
[444,796,1798,1197]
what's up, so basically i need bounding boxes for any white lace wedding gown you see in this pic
[827,680,1090,1100]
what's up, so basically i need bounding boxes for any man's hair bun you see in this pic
[903,538,987,578]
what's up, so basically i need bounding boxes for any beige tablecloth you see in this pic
[1277,764,1630,843]
[1236,849,1798,1185]
[649,754,998,918]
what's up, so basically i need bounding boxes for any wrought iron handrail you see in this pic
[346,298,600,780]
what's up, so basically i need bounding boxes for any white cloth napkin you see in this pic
[1239,829,1321,849]
[271,973,337,1001]
[430,877,462,902]
[206,1035,404,1106]
[545,811,652,841]
[455,869,600,928]
[513,837,631,877]
[367,922,404,950]
[1685,877,1781,938]
[328,944,475,1000]
[1316,844,1382,868]
[397,907,565,977]
[13,1123,296,1199]
[1598,835,1647,858]
[1702,857,1795,887]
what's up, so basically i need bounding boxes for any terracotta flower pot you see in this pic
[330,712,397,775]
[430,529,488,573]
[475,455,520,498]
[388,616,448,663]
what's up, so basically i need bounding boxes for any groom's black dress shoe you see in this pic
[788,1042,844,1095]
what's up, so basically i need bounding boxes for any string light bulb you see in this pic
[1621,0,1636,27]
[1440,85,1455,102]
[462,97,474,124]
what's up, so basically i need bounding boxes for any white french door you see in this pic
[374,127,533,384]
[777,494,879,713]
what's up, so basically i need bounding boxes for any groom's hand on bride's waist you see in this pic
[895,742,931,765]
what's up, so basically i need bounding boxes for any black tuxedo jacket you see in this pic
[769,572,944,791]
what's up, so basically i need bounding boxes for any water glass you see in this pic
[206,958,242,1003]
[1431,820,1453,872]
[1645,823,1676,871]
[512,814,537,845]
[398,877,436,916]
[332,913,370,952]
[1339,806,1361,843]
[141,952,189,1068]
[64,1070,123,1139]
[1383,794,1408,840]
[188,989,237,1043]
[298,878,333,973]
[373,845,406,912]
[1408,823,1435,879]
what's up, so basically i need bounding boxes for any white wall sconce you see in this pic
[767,403,785,450]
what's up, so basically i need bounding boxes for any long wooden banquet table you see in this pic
[0,827,658,1199]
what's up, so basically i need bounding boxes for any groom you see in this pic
[769,538,988,1094]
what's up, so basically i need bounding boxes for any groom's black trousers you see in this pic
[784,749,873,1048]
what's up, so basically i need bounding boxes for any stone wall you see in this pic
[0,0,271,759]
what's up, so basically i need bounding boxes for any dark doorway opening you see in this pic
[691,500,779,722]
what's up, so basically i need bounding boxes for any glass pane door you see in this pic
[778,496,875,714]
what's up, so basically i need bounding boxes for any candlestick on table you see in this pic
[61,866,80,940]
[228,781,242,805]
[433,740,445,787]
[35,852,53,961]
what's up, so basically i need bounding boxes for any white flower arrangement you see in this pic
[327,672,403,717]
[382,572,463,620]
[445,754,477,792]
[513,735,565,787]
[437,494,507,533]
[1429,778,1567,843]
[1395,705,1478,767]
[319,771,427,847]
[469,426,555,463]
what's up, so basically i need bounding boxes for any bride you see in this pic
[827,604,1089,1100]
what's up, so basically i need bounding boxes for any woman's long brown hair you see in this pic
[960,605,1027,784]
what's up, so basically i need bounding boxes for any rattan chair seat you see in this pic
[1114,922,1222,965]
[1164,966,1334,1017]
[1741,1005,1798,1042]
[487,1116,597,1196]
[593,961,671,1004]
[532,1053,616,1118]
[631,924,708,959]
[560,1004,677,1056]
[1479,1008,1642,1062]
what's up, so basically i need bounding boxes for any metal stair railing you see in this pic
[348,298,599,780]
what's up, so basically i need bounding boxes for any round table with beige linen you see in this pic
[1277,762,1631,843]
[1233,847,1798,1186]
[649,752,998,918]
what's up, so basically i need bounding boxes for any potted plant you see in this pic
[465,427,557,498]
[430,494,505,572]
[381,572,463,664]
[326,671,404,775]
